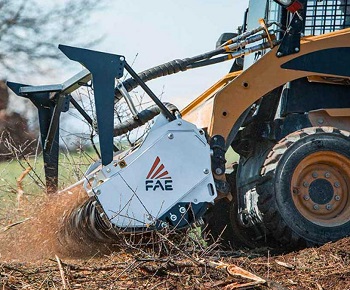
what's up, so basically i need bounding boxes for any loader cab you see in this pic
[243,0,350,69]
[243,1,284,69]
[237,0,350,147]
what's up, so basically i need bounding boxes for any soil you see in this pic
[0,189,349,290]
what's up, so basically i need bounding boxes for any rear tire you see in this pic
[257,127,350,247]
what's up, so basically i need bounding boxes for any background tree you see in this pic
[0,0,106,159]
[0,0,105,78]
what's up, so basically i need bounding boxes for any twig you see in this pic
[48,258,126,271]
[55,255,69,289]
[16,166,31,208]
[224,280,265,290]
[149,280,165,290]
[114,260,139,280]
[155,231,269,289]
[275,260,295,270]
[4,136,45,189]
[1,217,31,233]
[2,264,31,275]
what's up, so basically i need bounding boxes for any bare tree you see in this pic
[0,0,105,78]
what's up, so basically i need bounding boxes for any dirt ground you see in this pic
[0,189,349,290]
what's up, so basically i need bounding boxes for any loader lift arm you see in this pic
[182,29,350,147]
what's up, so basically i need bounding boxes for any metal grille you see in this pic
[267,0,282,23]
[304,0,350,35]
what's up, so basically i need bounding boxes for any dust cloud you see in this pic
[0,186,117,262]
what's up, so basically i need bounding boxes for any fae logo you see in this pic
[145,157,173,191]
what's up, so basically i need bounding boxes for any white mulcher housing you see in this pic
[84,115,217,231]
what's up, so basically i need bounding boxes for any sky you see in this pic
[8,0,250,142]
[79,0,250,110]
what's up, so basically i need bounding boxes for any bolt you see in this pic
[199,130,204,135]
[318,118,324,124]
[179,207,186,214]
[120,56,125,61]
[295,47,300,52]
[203,168,209,174]
[161,222,168,228]
[312,172,318,178]
[334,181,340,188]
[335,195,341,201]
[106,168,111,173]
[168,133,174,139]
[303,195,310,201]
[325,204,332,210]
[177,121,182,126]
[96,189,101,195]
[194,199,198,203]
[313,204,320,210]
[292,187,300,195]
[276,52,283,57]
[197,217,205,226]
[170,213,177,222]
[215,168,223,175]
[303,181,309,187]
[325,172,331,178]
[147,214,153,221]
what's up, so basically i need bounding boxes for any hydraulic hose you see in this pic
[114,48,231,101]
[114,21,281,101]
[115,59,189,101]
[114,102,178,137]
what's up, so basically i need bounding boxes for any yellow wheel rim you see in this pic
[291,151,350,227]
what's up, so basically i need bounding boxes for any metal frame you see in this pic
[304,0,350,35]
[7,45,174,193]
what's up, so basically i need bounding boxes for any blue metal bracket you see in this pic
[59,45,125,166]
[6,82,59,193]
[7,45,125,192]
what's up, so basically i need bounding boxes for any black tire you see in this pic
[202,198,237,248]
[257,127,350,247]
[203,164,264,248]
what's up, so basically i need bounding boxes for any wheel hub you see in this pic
[308,178,334,205]
[291,151,350,227]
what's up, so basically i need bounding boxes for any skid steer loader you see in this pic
[7,0,350,249]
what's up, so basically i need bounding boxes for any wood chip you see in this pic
[275,260,295,270]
